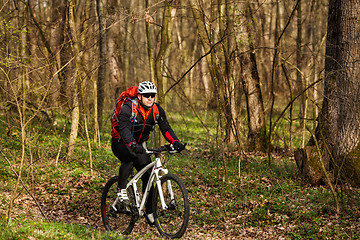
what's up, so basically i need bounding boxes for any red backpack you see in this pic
[111,86,159,139]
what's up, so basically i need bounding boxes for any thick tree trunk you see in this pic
[240,52,267,152]
[295,0,360,186]
[242,2,267,151]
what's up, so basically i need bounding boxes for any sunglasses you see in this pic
[142,93,156,98]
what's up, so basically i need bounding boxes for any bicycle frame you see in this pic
[112,152,174,216]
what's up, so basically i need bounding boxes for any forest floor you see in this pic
[1,147,360,240]
[1,111,360,239]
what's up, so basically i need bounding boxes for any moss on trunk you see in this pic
[341,146,360,186]
[295,146,323,185]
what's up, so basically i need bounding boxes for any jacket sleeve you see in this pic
[118,102,136,146]
[156,103,179,144]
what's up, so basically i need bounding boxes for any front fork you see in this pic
[155,166,175,210]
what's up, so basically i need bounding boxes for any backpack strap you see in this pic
[152,104,159,124]
[130,98,139,136]
[129,98,138,121]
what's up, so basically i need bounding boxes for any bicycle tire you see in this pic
[101,176,137,235]
[152,173,190,239]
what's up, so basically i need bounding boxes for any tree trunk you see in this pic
[218,0,233,144]
[67,0,81,157]
[59,0,71,105]
[296,1,309,148]
[145,0,155,83]
[96,0,107,131]
[154,0,173,106]
[153,1,175,146]
[295,0,360,186]
[50,0,63,105]
[311,0,320,120]
[242,2,267,152]
[200,48,211,119]
[123,0,134,89]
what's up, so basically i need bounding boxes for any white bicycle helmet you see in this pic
[138,81,157,94]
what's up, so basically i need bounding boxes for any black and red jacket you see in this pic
[113,100,179,146]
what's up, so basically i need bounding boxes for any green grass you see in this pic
[0,216,123,240]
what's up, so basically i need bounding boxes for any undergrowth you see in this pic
[0,110,360,239]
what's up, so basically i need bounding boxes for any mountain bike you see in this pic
[101,144,190,239]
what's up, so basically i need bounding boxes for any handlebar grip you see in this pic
[164,144,174,151]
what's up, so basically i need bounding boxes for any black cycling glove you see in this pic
[130,143,145,154]
[173,141,185,152]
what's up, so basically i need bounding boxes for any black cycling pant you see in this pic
[111,140,154,213]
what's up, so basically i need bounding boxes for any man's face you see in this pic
[139,93,156,108]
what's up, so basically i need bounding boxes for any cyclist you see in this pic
[111,81,186,224]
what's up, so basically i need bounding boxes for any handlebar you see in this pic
[146,143,186,155]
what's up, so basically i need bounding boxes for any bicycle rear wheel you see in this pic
[152,173,190,239]
[101,176,137,235]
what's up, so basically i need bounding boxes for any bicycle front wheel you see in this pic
[101,176,137,235]
[152,173,190,239]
